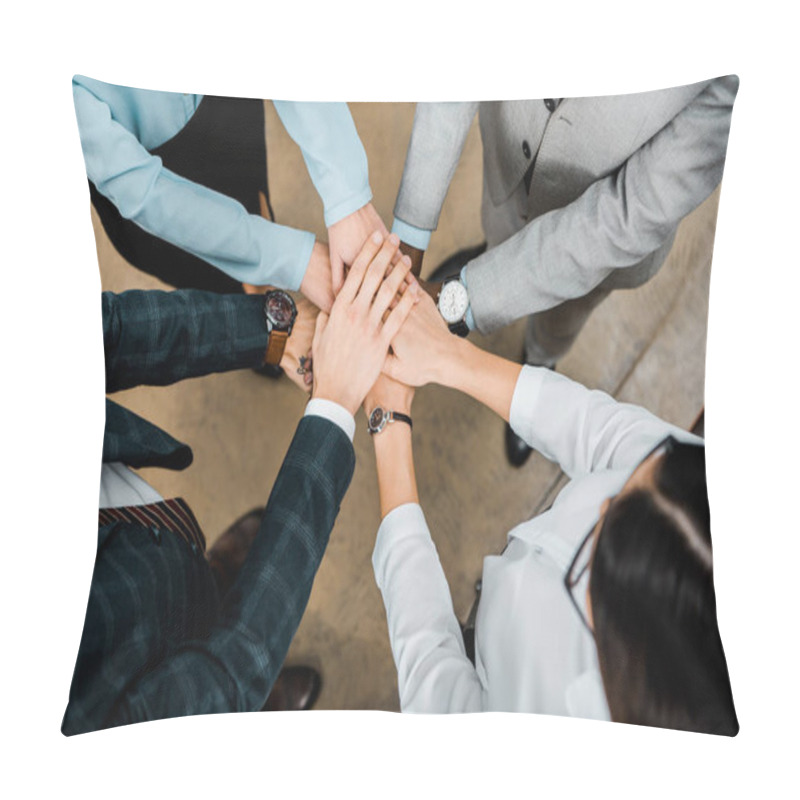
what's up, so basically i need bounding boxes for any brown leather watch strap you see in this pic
[264,330,288,366]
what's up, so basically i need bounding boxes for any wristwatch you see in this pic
[437,276,470,337]
[263,289,297,365]
[367,406,413,435]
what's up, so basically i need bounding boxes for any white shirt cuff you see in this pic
[304,398,356,442]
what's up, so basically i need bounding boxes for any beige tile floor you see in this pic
[92,101,721,711]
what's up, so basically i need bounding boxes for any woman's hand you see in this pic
[312,232,420,415]
[364,374,415,420]
[368,373,419,518]
[382,290,462,387]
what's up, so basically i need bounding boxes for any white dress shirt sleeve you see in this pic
[509,365,702,478]
[303,398,356,442]
[373,503,484,713]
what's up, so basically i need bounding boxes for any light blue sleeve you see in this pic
[73,79,314,289]
[273,101,372,228]
[391,217,432,251]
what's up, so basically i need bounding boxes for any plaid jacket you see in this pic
[62,290,355,734]
[101,289,274,469]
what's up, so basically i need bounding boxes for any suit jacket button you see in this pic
[544,98,556,112]
[522,140,531,159]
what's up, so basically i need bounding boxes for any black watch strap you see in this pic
[448,319,469,337]
[390,411,413,430]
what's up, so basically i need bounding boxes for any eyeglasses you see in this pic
[562,435,684,635]
[564,525,596,635]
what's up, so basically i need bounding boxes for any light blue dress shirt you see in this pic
[73,75,372,290]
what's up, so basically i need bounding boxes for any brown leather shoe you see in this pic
[207,508,264,597]
[262,666,322,712]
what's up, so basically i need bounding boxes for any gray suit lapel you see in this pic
[527,82,711,219]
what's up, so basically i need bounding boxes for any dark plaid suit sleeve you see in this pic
[104,415,355,727]
[103,289,270,392]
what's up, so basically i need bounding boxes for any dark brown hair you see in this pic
[589,442,738,735]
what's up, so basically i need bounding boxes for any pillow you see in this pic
[64,74,738,735]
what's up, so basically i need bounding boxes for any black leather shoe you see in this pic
[428,242,487,283]
[505,422,533,468]
[262,666,322,712]
[504,362,555,467]
[207,508,264,597]
[505,349,533,467]
[253,363,284,379]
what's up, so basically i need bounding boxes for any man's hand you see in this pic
[383,289,462,387]
[280,296,318,392]
[299,242,335,313]
[398,241,425,278]
[418,277,442,303]
[327,202,388,295]
[312,232,420,415]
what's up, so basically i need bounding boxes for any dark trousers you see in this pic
[91,95,271,294]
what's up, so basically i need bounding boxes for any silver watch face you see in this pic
[438,280,469,324]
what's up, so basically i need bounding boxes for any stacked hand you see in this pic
[299,242,336,313]
[311,232,420,415]
[382,288,457,387]
[327,202,389,295]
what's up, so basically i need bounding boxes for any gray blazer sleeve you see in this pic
[394,102,479,232]
[465,76,739,334]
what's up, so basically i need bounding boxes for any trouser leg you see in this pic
[522,231,677,366]
[92,95,270,293]
[523,281,614,367]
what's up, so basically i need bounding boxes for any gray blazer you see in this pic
[394,76,738,334]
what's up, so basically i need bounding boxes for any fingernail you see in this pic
[388,233,399,245]
[402,254,412,266]
[372,231,383,245]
